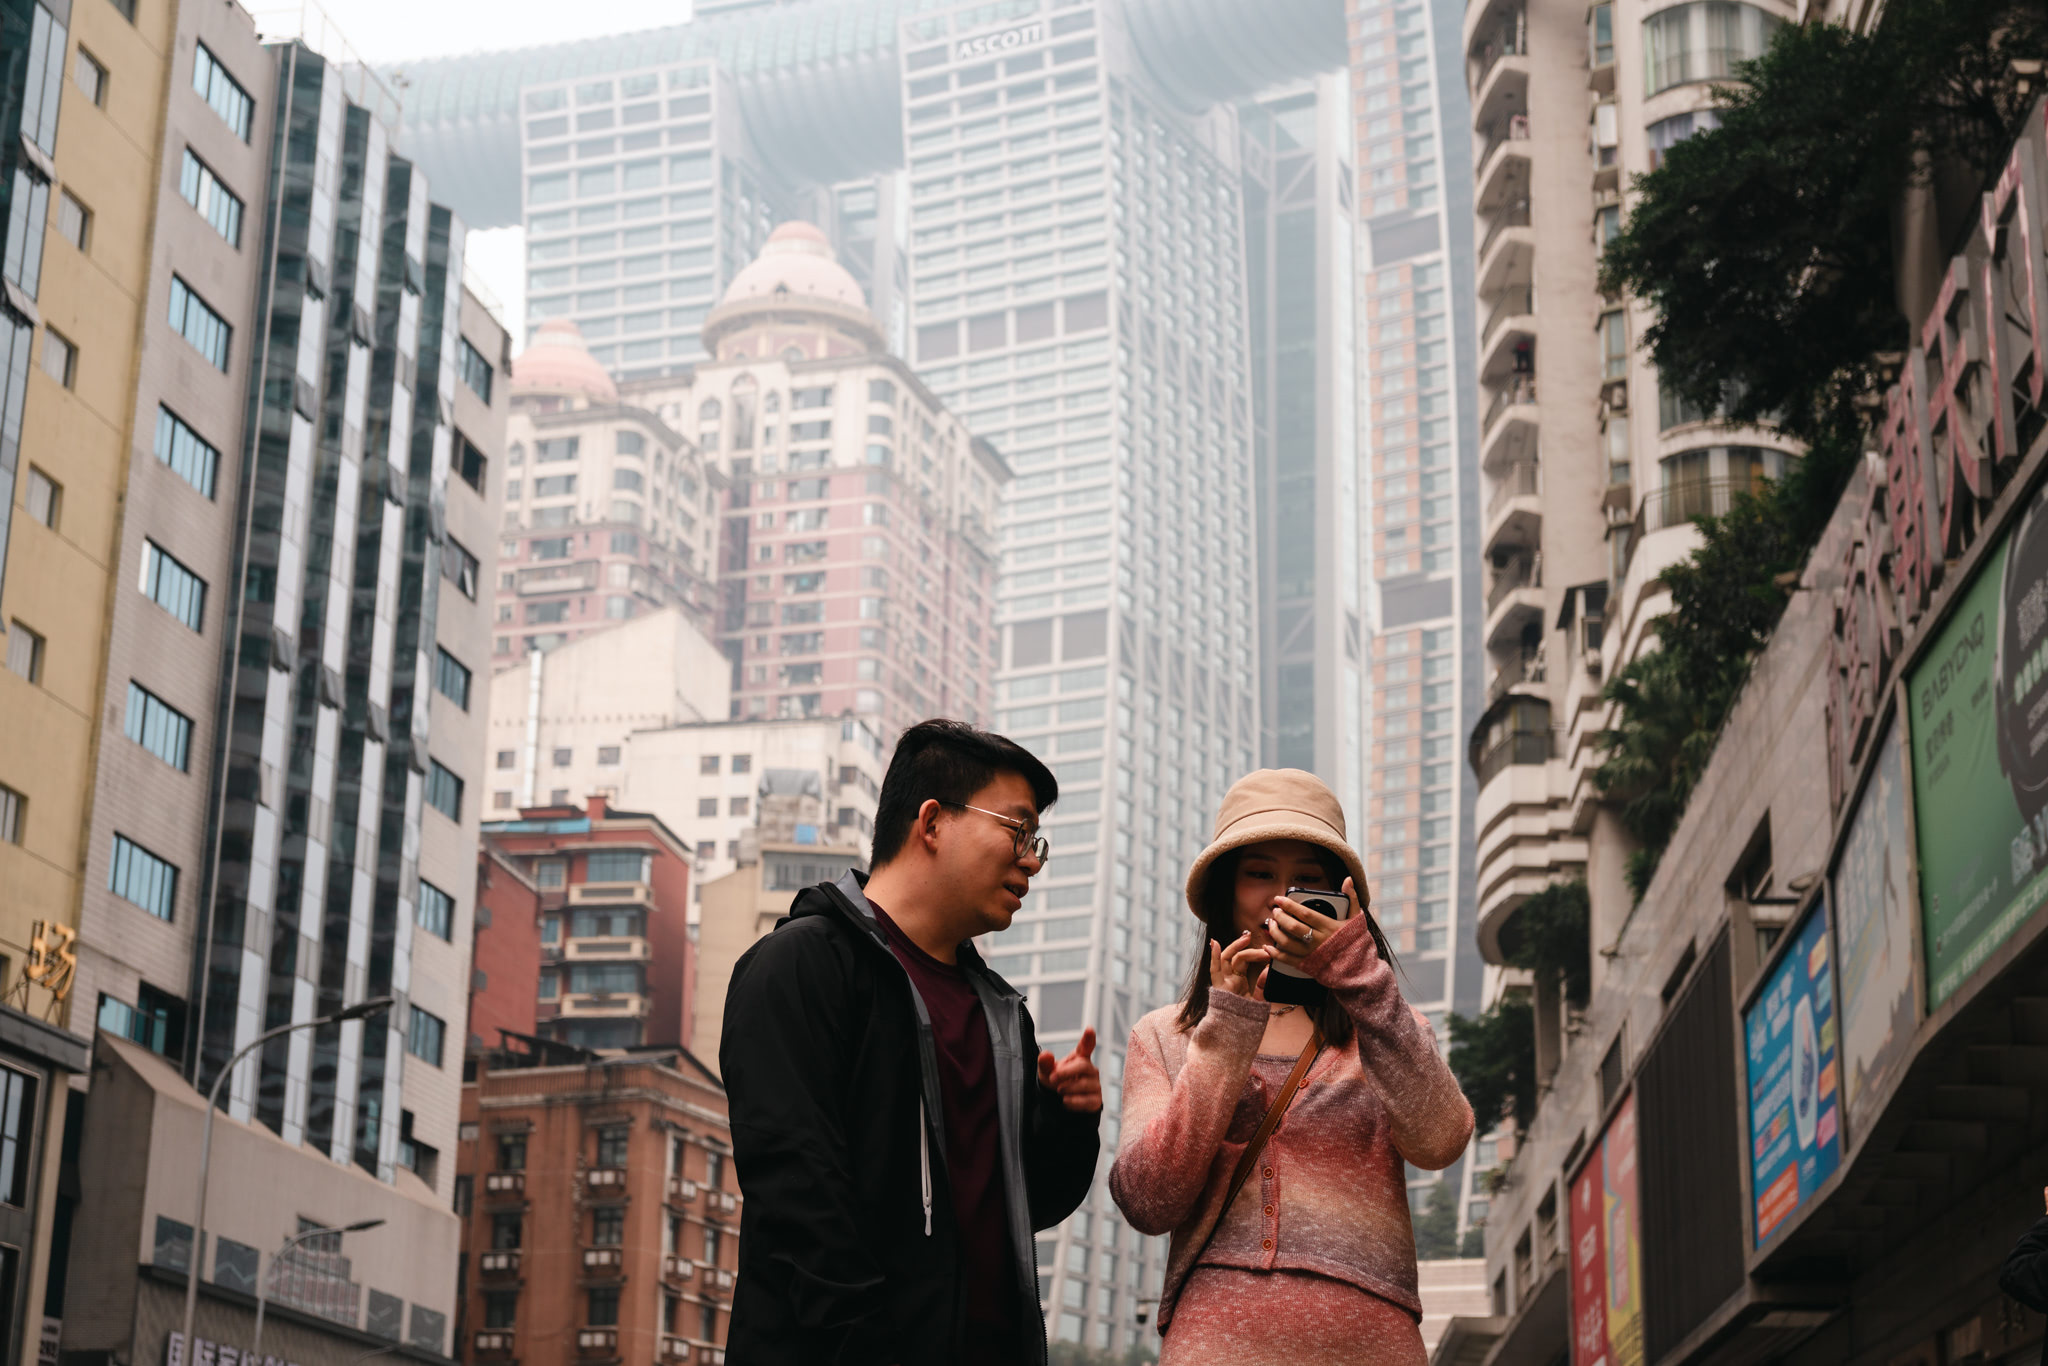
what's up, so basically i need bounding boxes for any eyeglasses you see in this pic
[937,801,1050,863]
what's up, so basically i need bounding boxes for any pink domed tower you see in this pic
[700,222,885,363]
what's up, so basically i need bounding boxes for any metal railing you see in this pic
[1473,12,1528,87]
[1487,461,1541,518]
[1483,375,1537,434]
[1475,726,1557,786]
[1478,112,1532,169]
[1484,287,1535,347]
[1488,646,1547,704]
[1479,202,1532,263]
[1486,553,1540,614]
[1615,475,1770,578]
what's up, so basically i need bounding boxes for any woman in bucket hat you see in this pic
[1108,768,1473,1365]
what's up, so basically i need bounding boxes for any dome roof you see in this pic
[510,319,617,403]
[718,221,870,314]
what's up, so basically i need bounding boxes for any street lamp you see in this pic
[178,997,394,1365]
[252,1218,384,1364]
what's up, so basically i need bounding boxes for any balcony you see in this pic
[663,1254,697,1285]
[474,1332,515,1355]
[700,1263,735,1293]
[479,1250,521,1277]
[1481,376,1539,470]
[567,881,652,907]
[587,1167,626,1193]
[560,990,650,1019]
[662,1338,693,1363]
[583,1247,624,1274]
[1480,288,1535,378]
[576,1328,618,1355]
[668,1176,700,1204]
[1484,461,1542,558]
[1615,476,1759,579]
[1484,554,1544,649]
[483,1171,526,1199]
[518,562,599,596]
[1475,114,1531,211]
[564,935,652,962]
[1477,204,1533,299]
[1488,644,1547,706]
[1472,33,1528,133]
[705,1189,739,1216]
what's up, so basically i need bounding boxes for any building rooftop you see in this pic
[510,318,619,403]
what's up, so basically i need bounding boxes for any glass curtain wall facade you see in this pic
[1348,0,1486,1232]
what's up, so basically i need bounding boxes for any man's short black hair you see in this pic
[870,718,1058,867]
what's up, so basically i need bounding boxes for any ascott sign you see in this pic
[953,22,1045,59]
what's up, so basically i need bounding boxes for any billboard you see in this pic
[1832,719,1916,1140]
[1569,1092,1643,1366]
[1744,900,1840,1246]
[1908,492,2048,1008]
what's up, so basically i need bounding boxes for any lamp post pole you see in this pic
[252,1218,384,1365]
[177,997,393,1365]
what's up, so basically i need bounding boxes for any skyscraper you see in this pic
[391,0,1482,1348]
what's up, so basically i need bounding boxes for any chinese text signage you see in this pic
[1569,1092,1642,1366]
[1831,721,1916,1138]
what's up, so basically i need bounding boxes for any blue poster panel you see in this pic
[1744,899,1841,1246]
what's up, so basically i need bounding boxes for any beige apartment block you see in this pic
[620,713,888,902]
[485,607,731,817]
[1461,0,1803,1054]
[68,0,274,1056]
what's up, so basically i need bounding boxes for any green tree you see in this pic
[1447,997,1537,1134]
[1496,880,1591,1008]
[1460,1224,1487,1258]
[1413,1177,1461,1259]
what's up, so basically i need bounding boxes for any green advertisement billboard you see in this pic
[1908,492,2048,1008]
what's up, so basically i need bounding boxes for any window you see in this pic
[0,785,19,844]
[731,754,752,774]
[24,468,58,529]
[141,541,206,630]
[536,860,566,890]
[1646,109,1722,170]
[1599,310,1628,380]
[551,747,571,768]
[154,407,220,497]
[728,796,749,816]
[73,47,107,105]
[533,474,576,497]
[1590,2,1614,65]
[497,1132,527,1170]
[539,970,559,999]
[417,880,454,939]
[587,1287,620,1328]
[168,277,231,369]
[697,797,718,818]
[869,379,896,404]
[443,537,479,599]
[459,337,494,401]
[1642,1,1783,95]
[40,328,75,388]
[110,834,177,920]
[596,1125,630,1167]
[491,1213,523,1250]
[458,435,487,494]
[178,150,242,245]
[426,760,463,821]
[587,850,649,883]
[406,1005,445,1066]
[592,1206,624,1245]
[193,43,253,140]
[5,623,43,684]
[699,755,720,774]
[56,191,90,251]
[434,647,472,709]
[569,963,640,995]
[597,745,621,766]
[483,1292,517,1329]
[125,683,193,770]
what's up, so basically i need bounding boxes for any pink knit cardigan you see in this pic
[1108,914,1474,1329]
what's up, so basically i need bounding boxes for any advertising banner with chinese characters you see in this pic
[1832,720,1916,1140]
[1745,900,1841,1246]
[1907,492,2048,1008]
[1569,1092,1642,1366]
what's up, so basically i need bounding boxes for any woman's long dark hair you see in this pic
[1173,847,1400,1048]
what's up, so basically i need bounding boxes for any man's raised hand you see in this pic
[1037,1026,1103,1113]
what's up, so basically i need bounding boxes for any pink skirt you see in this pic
[1159,1265,1427,1366]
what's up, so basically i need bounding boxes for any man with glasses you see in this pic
[722,719,1102,1366]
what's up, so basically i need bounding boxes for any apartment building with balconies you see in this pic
[495,322,724,664]
[458,1041,734,1366]
[477,795,695,1053]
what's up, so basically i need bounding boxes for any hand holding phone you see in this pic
[1262,877,1357,1005]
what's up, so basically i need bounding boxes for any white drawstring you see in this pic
[918,1096,933,1236]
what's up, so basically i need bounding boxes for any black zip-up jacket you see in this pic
[2000,1214,2048,1366]
[720,871,1100,1366]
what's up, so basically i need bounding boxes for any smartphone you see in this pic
[1263,886,1350,1006]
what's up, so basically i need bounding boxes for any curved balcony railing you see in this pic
[1483,375,1537,435]
[1487,461,1541,518]
[1479,202,1531,265]
[1484,286,1535,347]
[1474,726,1556,786]
[1486,553,1540,614]
[1614,475,1771,577]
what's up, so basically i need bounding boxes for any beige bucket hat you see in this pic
[1183,768,1372,919]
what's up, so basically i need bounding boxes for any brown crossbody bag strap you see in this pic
[1189,1022,1324,1265]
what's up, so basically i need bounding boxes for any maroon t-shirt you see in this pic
[871,902,1021,1360]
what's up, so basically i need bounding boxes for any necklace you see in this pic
[1267,1003,1298,1017]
